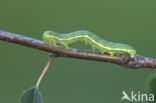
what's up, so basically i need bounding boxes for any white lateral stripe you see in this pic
[47,35,132,52]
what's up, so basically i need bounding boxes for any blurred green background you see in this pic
[0,0,156,103]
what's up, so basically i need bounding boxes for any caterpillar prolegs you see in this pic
[42,30,136,58]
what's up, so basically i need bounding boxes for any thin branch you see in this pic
[0,30,156,69]
[36,56,54,87]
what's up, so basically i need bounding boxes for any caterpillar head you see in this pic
[42,31,59,45]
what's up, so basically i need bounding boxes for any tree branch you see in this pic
[0,30,156,69]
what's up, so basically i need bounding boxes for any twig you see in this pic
[0,30,156,69]
[36,56,54,87]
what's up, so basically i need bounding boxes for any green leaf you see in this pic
[145,73,156,103]
[20,86,42,103]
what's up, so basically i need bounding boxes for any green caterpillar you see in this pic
[42,30,136,58]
